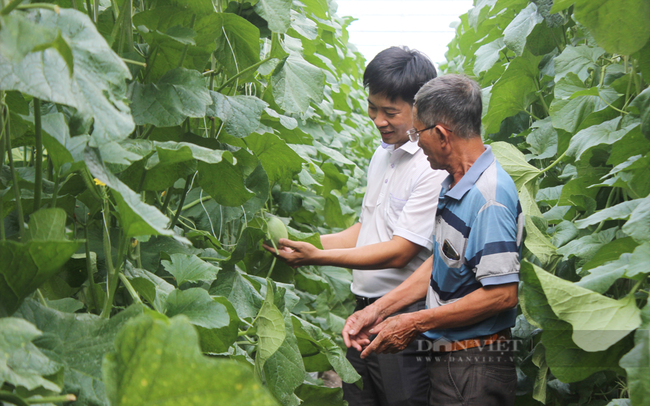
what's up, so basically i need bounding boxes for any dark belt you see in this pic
[355,295,380,309]
[432,328,512,353]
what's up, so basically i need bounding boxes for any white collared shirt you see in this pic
[351,140,447,297]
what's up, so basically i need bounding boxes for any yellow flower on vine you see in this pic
[94,178,106,186]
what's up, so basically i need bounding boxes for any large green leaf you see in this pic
[124,265,174,313]
[0,9,134,151]
[503,3,544,56]
[491,141,541,190]
[575,200,642,229]
[631,86,650,138]
[207,92,268,138]
[0,12,71,72]
[263,310,305,406]
[567,118,637,161]
[622,195,650,242]
[531,260,641,351]
[553,45,606,83]
[40,113,89,172]
[520,262,632,382]
[16,300,144,405]
[482,51,542,134]
[292,316,361,384]
[129,68,212,127]
[254,0,292,33]
[271,54,325,114]
[211,12,261,77]
[209,266,264,320]
[0,318,62,392]
[0,209,82,316]
[524,215,559,267]
[161,253,219,286]
[254,283,286,374]
[197,159,255,207]
[572,0,650,55]
[474,38,506,76]
[85,149,187,241]
[245,132,305,184]
[163,288,239,354]
[102,312,277,406]
[619,301,650,406]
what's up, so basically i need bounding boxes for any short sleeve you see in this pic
[392,169,446,250]
[465,202,520,285]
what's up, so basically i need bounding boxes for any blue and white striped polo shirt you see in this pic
[423,145,524,342]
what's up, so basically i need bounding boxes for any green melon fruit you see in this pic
[266,215,288,247]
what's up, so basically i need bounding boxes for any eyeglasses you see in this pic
[406,124,453,142]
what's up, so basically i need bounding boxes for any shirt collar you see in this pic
[381,140,420,155]
[444,145,495,200]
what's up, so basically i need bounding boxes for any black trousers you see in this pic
[342,300,430,406]
[426,340,517,406]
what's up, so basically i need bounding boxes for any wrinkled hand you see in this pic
[360,313,419,358]
[342,305,383,352]
[262,238,322,267]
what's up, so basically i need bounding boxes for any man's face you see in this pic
[413,113,444,170]
[367,93,412,146]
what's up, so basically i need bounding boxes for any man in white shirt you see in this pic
[266,46,446,406]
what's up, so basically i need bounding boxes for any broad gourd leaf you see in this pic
[263,310,305,406]
[207,92,268,138]
[0,318,62,392]
[129,68,212,127]
[40,113,89,173]
[519,262,632,382]
[567,118,636,161]
[0,209,82,316]
[619,302,650,406]
[212,13,261,77]
[473,38,505,76]
[292,316,360,384]
[162,0,217,15]
[85,149,187,242]
[161,253,219,285]
[0,13,70,71]
[209,266,264,320]
[245,132,305,185]
[554,45,606,83]
[0,9,135,150]
[577,254,630,293]
[163,288,239,354]
[254,284,286,374]
[524,215,559,268]
[254,0,292,33]
[630,87,650,138]
[124,265,174,313]
[503,3,544,57]
[149,141,231,167]
[482,51,542,134]
[622,194,650,242]
[271,54,325,114]
[572,0,650,55]
[527,117,558,160]
[295,383,346,406]
[197,160,255,207]
[491,142,541,190]
[102,313,276,406]
[16,301,144,405]
[530,260,641,351]
[575,200,642,229]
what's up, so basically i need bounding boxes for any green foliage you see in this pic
[443,0,650,403]
[0,0,373,404]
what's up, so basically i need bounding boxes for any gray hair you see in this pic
[413,74,482,139]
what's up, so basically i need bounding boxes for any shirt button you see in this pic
[391,163,395,168]
[385,179,388,183]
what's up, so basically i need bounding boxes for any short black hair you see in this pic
[363,46,437,105]
[414,74,482,139]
